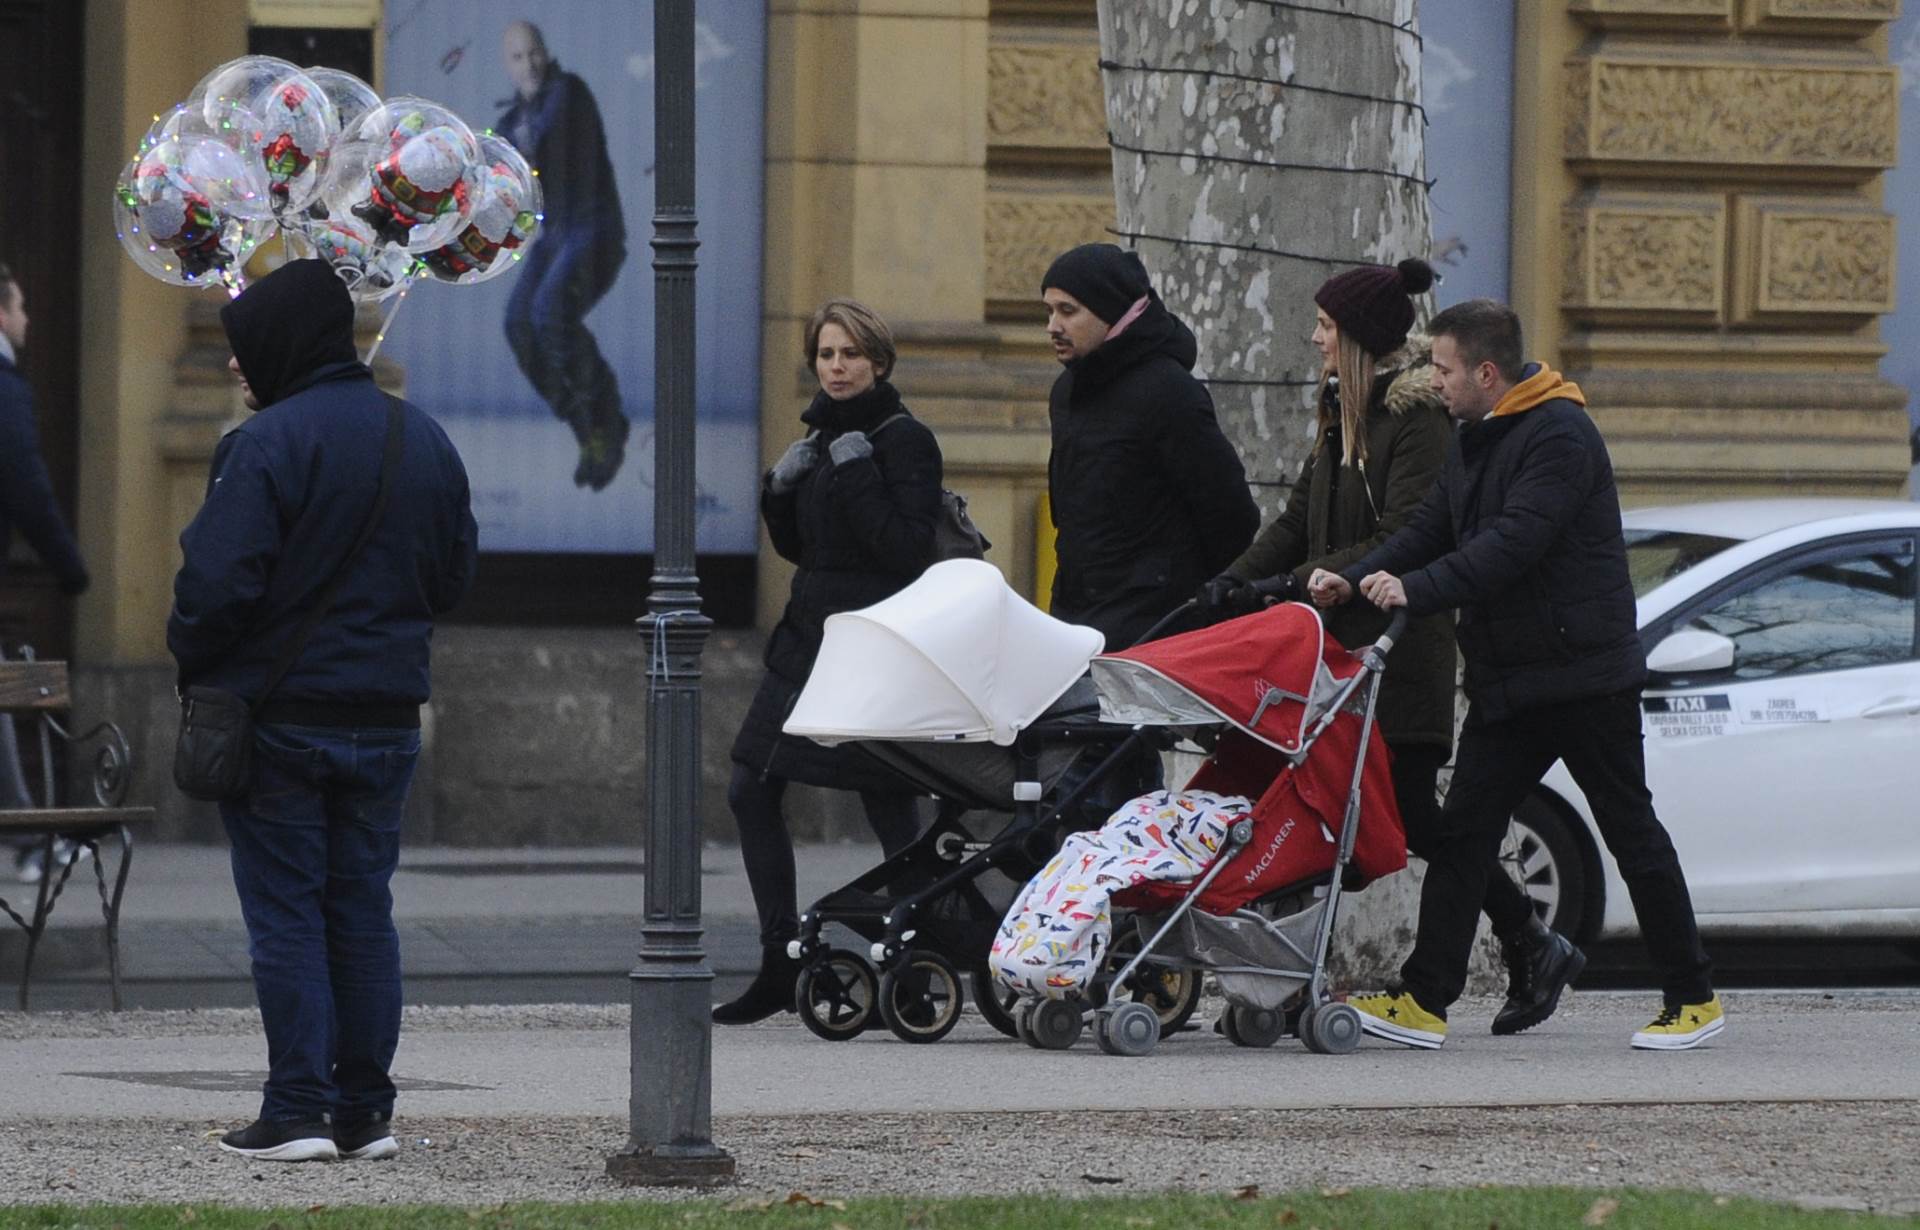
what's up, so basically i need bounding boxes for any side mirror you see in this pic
[1646,628,1735,677]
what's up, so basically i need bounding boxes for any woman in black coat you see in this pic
[714,298,943,1025]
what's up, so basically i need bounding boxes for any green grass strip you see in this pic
[5,1189,1915,1229]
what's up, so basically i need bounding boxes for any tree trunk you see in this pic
[1097,0,1431,500]
[1101,2,1506,992]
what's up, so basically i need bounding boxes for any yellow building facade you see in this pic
[59,0,1910,836]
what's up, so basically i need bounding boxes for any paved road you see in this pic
[1,994,1916,1211]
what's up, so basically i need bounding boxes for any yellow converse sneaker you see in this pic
[1631,995,1725,1050]
[1350,990,1447,1049]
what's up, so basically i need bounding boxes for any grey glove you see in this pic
[828,431,873,466]
[768,437,818,493]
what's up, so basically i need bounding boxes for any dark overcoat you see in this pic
[730,380,941,790]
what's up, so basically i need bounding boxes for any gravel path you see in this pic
[3,999,1916,1214]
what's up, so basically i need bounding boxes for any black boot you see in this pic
[713,944,804,1026]
[1491,915,1586,1036]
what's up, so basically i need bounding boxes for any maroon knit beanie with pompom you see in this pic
[1313,258,1435,356]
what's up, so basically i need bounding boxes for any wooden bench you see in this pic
[0,657,153,1010]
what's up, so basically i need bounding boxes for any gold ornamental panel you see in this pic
[987,43,1107,151]
[1741,0,1901,34]
[1561,195,1727,321]
[985,194,1115,306]
[1568,0,1734,30]
[1731,197,1896,324]
[1564,54,1898,179]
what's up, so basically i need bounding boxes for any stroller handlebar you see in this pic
[1368,608,1411,665]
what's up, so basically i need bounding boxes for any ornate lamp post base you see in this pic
[606,1146,737,1187]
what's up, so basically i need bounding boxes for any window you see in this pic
[1624,529,1741,599]
[1687,540,1917,681]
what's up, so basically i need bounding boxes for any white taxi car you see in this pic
[1501,499,1920,946]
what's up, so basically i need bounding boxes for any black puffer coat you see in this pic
[1340,367,1644,723]
[1227,351,1457,750]
[730,380,941,789]
[1047,297,1260,649]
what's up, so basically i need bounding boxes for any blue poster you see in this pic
[381,0,764,552]
[1887,14,1920,449]
[1420,0,1514,308]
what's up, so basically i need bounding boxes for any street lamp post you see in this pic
[605,0,735,1187]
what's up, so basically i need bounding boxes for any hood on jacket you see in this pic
[1491,362,1585,419]
[1069,292,1198,394]
[1379,333,1444,417]
[219,259,360,409]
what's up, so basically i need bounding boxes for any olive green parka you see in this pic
[1227,343,1458,750]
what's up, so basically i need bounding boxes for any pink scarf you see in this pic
[1103,294,1151,341]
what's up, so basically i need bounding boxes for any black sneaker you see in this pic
[335,1112,399,1161]
[217,1116,338,1162]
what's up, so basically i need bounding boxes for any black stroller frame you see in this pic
[1012,609,1409,1058]
[788,715,1200,1044]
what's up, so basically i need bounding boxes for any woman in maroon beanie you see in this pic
[1197,258,1580,1037]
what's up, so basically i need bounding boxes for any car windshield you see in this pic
[1623,529,1741,598]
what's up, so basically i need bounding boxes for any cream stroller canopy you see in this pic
[783,559,1105,747]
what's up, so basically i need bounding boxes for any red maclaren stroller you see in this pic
[993,600,1409,1056]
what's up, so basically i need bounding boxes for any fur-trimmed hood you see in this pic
[1378,332,1443,416]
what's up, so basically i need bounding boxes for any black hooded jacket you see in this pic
[1047,298,1260,649]
[167,260,479,709]
[1339,368,1644,722]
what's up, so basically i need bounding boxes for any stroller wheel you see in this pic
[1308,1002,1363,1055]
[1028,997,1084,1050]
[1222,1003,1287,1049]
[878,950,964,1044]
[1102,927,1204,1034]
[1097,1001,1161,1057]
[795,949,880,1042]
[970,966,1022,1039]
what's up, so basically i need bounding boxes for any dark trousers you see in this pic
[503,224,625,432]
[727,763,922,947]
[1398,690,1712,1015]
[219,723,419,1123]
[1388,741,1535,939]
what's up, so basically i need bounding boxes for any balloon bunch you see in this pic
[114,56,542,353]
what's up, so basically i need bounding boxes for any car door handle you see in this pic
[1862,698,1920,719]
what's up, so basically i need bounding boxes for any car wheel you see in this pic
[1501,794,1593,943]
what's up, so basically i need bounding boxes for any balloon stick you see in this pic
[362,265,421,366]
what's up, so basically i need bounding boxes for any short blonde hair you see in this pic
[804,298,896,381]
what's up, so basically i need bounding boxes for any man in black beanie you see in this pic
[170,259,478,1162]
[1040,243,1258,650]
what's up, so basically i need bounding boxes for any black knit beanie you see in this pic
[1041,243,1153,325]
[1313,258,1435,356]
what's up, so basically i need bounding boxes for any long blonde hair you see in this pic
[1315,325,1381,468]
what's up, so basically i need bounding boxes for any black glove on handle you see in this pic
[1249,572,1303,604]
[1198,573,1246,611]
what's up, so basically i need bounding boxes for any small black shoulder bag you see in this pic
[173,398,405,802]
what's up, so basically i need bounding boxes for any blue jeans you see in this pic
[219,723,420,1123]
[503,223,625,432]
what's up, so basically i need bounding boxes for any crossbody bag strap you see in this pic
[251,395,406,715]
